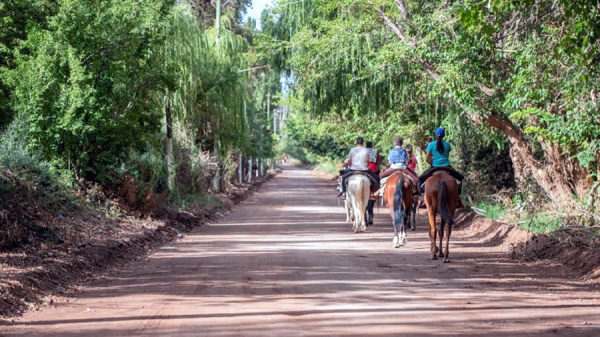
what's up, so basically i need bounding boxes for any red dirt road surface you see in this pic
[2,166,600,336]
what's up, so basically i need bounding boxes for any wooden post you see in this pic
[256,158,260,178]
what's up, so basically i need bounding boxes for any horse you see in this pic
[344,198,353,223]
[424,172,459,263]
[346,174,371,233]
[383,172,416,247]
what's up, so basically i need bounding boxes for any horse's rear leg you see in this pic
[428,212,437,259]
[444,222,452,263]
[438,220,445,258]
[411,198,417,230]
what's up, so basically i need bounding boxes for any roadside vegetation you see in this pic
[257,0,600,237]
[0,0,286,249]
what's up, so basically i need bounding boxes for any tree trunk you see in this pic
[238,153,243,185]
[414,145,425,174]
[165,99,175,193]
[368,1,590,206]
[248,156,253,182]
[480,111,580,206]
[211,149,221,193]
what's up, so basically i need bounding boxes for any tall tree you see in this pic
[262,0,599,207]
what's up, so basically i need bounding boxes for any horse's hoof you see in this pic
[432,256,438,260]
[411,227,416,231]
[443,259,450,263]
[438,252,445,258]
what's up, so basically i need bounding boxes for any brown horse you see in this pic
[424,172,460,262]
[383,173,416,248]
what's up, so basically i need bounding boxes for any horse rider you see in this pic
[366,141,380,176]
[387,137,408,170]
[406,144,417,172]
[338,137,378,198]
[366,141,380,224]
[418,127,465,207]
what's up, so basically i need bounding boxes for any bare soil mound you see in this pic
[454,210,600,284]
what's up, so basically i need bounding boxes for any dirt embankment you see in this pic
[320,166,600,283]
[454,211,600,284]
[0,174,274,318]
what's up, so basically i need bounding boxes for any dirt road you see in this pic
[2,166,600,336]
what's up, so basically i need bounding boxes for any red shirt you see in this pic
[368,152,380,174]
[407,155,417,171]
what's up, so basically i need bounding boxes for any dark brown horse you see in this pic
[424,172,459,262]
[383,173,416,248]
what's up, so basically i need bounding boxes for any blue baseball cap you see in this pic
[435,127,446,137]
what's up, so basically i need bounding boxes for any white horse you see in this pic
[346,174,371,233]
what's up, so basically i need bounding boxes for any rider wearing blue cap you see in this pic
[418,127,465,206]
[427,127,452,167]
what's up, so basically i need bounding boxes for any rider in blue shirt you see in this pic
[418,127,465,206]
[426,135,451,167]
[387,137,408,169]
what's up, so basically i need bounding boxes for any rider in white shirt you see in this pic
[338,137,376,198]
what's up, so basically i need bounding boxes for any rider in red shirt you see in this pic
[365,141,379,225]
[406,144,417,172]
[367,141,380,174]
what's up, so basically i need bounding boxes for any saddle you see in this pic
[380,168,419,186]
[342,170,378,185]
[418,166,464,183]
[375,169,419,197]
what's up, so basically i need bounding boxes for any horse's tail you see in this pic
[393,177,405,227]
[437,180,454,225]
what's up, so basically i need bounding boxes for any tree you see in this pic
[0,0,58,128]
[262,0,599,207]
[6,0,175,182]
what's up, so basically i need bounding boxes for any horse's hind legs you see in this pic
[438,220,446,258]
[428,213,438,259]
[411,201,417,231]
[444,222,452,263]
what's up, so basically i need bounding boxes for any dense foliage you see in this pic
[259,0,599,209]
[0,0,277,205]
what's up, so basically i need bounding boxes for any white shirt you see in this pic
[347,146,370,171]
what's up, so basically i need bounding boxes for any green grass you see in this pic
[519,213,563,234]
[313,161,341,176]
[476,202,506,220]
[174,193,222,210]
